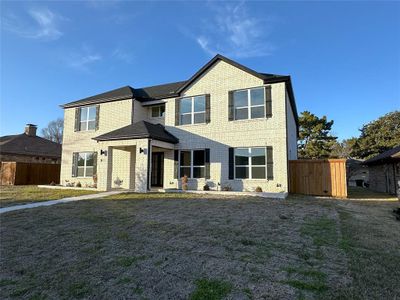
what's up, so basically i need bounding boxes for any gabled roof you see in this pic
[93,121,179,144]
[364,145,400,165]
[0,134,61,158]
[61,54,298,127]
[176,54,287,93]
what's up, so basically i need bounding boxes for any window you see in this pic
[151,104,165,118]
[233,87,265,120]
[80,106,97,131]
[234,147,267,179]
[179,95,206,125]
[76,152,95,177]
[179,149,206,178]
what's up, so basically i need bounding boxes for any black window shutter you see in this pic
[228,148,234,179]
[175,98,181,126]
[174,150,179,179]
[72,152,78,177]
[205,94,211,123]
[205,149,210,179]
[93,152,98,176]
[266,146,274,180]
[228,91,234,121]
[95,105,100,130]
[265,86,272,118]
[74,108,81,132]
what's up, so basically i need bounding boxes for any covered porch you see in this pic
[93,121,178,192]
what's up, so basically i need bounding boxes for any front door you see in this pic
[151,152,164,187]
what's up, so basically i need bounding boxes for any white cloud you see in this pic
[193,2,275,58]
[65,46,102,71]
[2,8,65,40]
[111,48,134,63]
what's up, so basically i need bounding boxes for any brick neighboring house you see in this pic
[0,124,61,164]
[60,54,299,194]
[364,145,400,196]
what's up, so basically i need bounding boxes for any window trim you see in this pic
[179,95,206,125]
[178,149,206,178]
[79,106,97,131]
[234,147,267,180]
[76,152,95,178]
[232,87,265,121]
[151,104,165,118]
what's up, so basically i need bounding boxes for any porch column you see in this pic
[97,146,113,191]
[135,139,151,192]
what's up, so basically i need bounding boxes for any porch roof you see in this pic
[92,121,179,144]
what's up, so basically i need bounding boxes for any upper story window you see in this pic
[229,86,272,121]
[175,95,210,126]
[180,95,206,125]
[151,104,165,118]
[75,105,99,132]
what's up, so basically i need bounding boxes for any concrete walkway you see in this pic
[0,191,124,214]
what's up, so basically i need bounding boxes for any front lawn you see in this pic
[0,194,399,299]
[0,185,97,208]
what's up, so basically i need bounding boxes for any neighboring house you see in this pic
[364,145,400,195]
[347,158,369,187]
[60,54,299,193]
[0,124,61,164]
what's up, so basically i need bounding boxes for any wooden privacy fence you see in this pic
[289,159,347,198]
[0,162,60,185]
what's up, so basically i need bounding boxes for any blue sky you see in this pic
[1,1,399,140]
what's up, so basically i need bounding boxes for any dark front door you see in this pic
[151,152,164,187]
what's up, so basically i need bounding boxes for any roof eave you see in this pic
[264,76,299,136]
[61,95,134,109]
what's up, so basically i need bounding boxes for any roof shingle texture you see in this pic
[0,134,62,158]
[93,121,179,144]
[364,145,400,165]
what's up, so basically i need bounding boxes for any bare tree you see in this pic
[41,118,63,144]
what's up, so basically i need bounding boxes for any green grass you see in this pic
[67,282,91,298]
[282,280,328,292]
[0,185,97,207]
[1,195,399,298]
[334,207,400,299]
[190,279,232,300]
[115,255,145,267]
[102,192,206,200]
[301,216,337,247]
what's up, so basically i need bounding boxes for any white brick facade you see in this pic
[60,58,298,193]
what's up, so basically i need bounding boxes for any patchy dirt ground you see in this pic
[0,194,399,299]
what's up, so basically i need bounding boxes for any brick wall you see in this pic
[61,60,298,193]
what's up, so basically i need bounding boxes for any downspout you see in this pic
[147,139,152,191]
[393,163,396,195]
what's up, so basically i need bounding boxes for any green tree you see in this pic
[350,111,400,159]
[298,111,337,159]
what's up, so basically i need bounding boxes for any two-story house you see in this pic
[60,54,298,195]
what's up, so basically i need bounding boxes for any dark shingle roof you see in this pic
[0,134,61,158]
[134,81,187,101]
[93,121,179,144]
[62,86,135,108]
[62,82,187,108]
[364,145,400,165]
[61,54,298,129]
